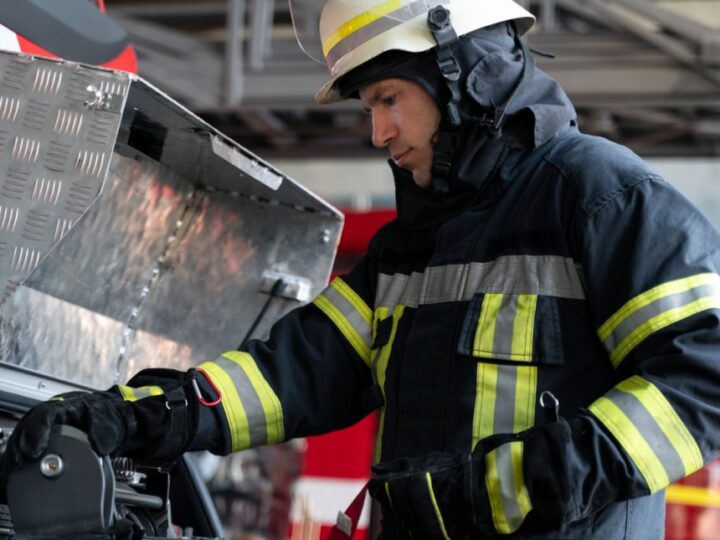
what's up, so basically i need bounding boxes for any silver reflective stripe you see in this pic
[603,282,720,355]
[376,271,424,309]
[603,386,686,482]
[492,295,518,355]
[323,281,372,353]
[494,443,525,530]
[375,256,584,309]
[494,365,519,434]
[325,0,449,71]
[214,355,267,448]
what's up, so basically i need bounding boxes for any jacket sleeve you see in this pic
[483,174,720,534]
[191,252,379,455]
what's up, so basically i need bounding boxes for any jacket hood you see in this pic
[390,23,577,228]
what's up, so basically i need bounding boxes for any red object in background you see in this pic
[291,209,395,539]
[666,459,720,540]
[337,210,397,255]
[0,0,138,74]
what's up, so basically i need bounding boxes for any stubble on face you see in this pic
[359,78,441,188]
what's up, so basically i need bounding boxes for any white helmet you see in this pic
[290,0,535,104]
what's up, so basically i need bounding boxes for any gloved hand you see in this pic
[0,367,225,501]
[3,390,137,470]
[369,435,523,540]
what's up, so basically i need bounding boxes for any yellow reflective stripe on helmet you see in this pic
[485,442,532,534]
[313,277,372,367]
[373,305,405,463]
[598,273,720,368]
[118,385,163,402]
[425,472,451,540]
[472,364,537,449]
[199,352,285,452]
[588,376,702,493]
[322,0,402,57]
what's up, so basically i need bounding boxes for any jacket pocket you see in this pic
[461,293,564,448]
[458,292,563,365]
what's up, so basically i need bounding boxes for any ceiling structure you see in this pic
[106,0,720,159]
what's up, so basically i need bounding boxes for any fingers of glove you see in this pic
[16,402,66,459]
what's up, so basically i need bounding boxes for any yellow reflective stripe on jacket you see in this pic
[425,472,451,540]
[472,364,537,449]
[373,305,404,463]
[485,441,532,534]
[199,351,284,452]
[313,277,372,368]
[598,273,720,367]
[118,385,163,402]
[588,376,703,493]
[473,293,538,362]
[471,293,539,448]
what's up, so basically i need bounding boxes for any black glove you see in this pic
[0,368,226,483]
[369,435,519,540]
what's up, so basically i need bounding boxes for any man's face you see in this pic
[359,78,441,188]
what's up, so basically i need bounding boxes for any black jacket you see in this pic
[188,123,720,538]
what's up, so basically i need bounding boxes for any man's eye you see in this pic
[383,95,397,106]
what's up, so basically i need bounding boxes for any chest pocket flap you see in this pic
[458,292,563,365]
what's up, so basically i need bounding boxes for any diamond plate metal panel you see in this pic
[0,51,342,391]
[0,52,130,301]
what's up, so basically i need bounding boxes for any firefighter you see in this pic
[3,0,720,538]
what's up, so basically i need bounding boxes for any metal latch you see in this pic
[261,271,312,303]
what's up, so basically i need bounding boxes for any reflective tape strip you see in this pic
[472,364,537,449]
[322,0,402,57]
[199,351,284,452]
[512,295,537,361]
[485,442,532,534]
[324,0,451,70]
[598,273,720,368]
[473,293,538,361]
[198,360,251,451]
[375,255,584,309]
[118,385,163,402]
[588,376,703,493]
[373,305,405,463]
[473,293,503,356]
[425,472,451,540]
[313,278,373,367]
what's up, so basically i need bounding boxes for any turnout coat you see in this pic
[194,124,720,538]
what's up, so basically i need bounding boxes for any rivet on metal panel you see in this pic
[84,84,120,111]
[321,229,332,244]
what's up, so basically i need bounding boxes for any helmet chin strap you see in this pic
[426,6,535,194]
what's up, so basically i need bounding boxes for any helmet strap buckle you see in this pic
[427,6,462,128]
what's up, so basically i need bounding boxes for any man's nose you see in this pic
[371,111,397,148]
